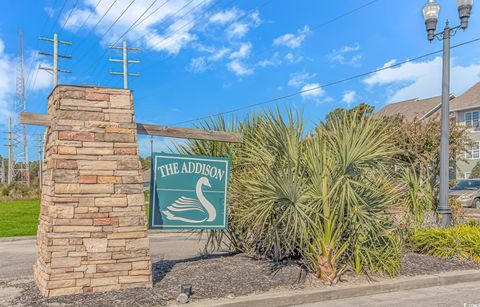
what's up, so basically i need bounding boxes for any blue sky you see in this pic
[1,0,480,158]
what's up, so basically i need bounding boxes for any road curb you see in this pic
[186,270,480,307]
[0,236,36,242]
[0,231,202,242]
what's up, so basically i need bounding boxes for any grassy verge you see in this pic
[0,199,150,237]
[0,199,40,237]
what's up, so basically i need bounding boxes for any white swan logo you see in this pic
[162,176,217,223]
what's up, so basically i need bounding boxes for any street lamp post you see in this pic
[422,0,474,227]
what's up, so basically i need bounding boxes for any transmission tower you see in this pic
[12,31,30,186]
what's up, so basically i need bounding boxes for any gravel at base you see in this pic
[1,253,479,307]
[400,253,480,276]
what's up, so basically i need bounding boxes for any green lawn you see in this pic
[0,199,150,237]
[0,199,40,237]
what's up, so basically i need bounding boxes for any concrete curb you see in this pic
[0,236,36,242]
[186,270,480,307]
[0,231,203,242]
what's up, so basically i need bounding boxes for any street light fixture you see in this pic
[422,0,474,227]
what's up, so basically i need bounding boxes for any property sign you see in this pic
[149,153,230,229]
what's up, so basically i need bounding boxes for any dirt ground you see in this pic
[1,252,479,307]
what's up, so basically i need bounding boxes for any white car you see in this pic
[449,179,480,208]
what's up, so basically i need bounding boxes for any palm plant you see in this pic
[181,106,403,279]
[400,168,434,231]
[303,110,401,281]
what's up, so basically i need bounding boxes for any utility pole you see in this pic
[38,33,72,87]
[0,156,4,184]
[33,133,45,188]
[150,136,154,156]
[109,41,140,89]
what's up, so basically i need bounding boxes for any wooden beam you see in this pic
[20,112,243,143]
[136,123,243,143]
[20,112,52,126]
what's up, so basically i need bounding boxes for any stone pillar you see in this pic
[34,85,152,297]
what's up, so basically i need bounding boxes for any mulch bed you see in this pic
[1,253,479,307]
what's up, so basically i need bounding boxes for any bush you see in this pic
[399,168,434,231]
[410,224,480,263]
[1,185,8,197]
[470,161,480,179]
[179,107,403,282]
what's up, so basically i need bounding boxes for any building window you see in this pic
[465,111,480,128]
[466,148,472,159]
[465,172,471,179]
[472,142,480,159]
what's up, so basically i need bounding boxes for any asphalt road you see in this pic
[299,281,480,307]
[0,232,214,279]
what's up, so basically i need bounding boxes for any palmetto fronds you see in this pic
[182,106,403,281]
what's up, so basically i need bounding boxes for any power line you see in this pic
[98,0,137,42]
[77,0,104,33]
[26,0,61,97]
[132,0,195,44]
[111,0,159,46]
[104,0,231,86]
[89,0,162,80]
[167,36,480,127]
[76,0,119,64]
[94,0,201,84]
[81,0,138,76]
[311,0,380,32]
[58,0,81,36]
[251,0,381,61]
[49,0,68,34]
[126,0,172,37]
[138,0,235,57]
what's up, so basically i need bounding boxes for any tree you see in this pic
[324,103,375,126]
[470,161,480,179]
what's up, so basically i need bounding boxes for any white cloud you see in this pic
[342,90,356,105]
[0,39,15,124]
[273,26,310,49]
[226,22,249,39]
[285,52,303,64]
[364,57,480,103]
[209,8,242,25]
[44,6,55,18]
[225,11,261,39]
[300,83,324,100]
[61,8,91,31]
[339,43,360,53]
[229,42,252,59]
[288,72,316,88]
[227,60,253,76]
[187,56,207,73]
[64,0,214,55]
[256,52,282,68]
[209,47,230,61]
[0,39,52,126]
[329,42,362,66]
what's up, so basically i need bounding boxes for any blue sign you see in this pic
[149,153,230,229]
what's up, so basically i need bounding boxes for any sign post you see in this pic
[149,153,230,229]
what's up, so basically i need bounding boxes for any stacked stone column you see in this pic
[34,85,152,297]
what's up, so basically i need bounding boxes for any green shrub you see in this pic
[410,224,480,263]
[400,168,434,231]
[179,107,403,282]
[1,185,8,197]
[466,220,480,227]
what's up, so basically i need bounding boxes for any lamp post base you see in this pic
[436,208,452,228]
